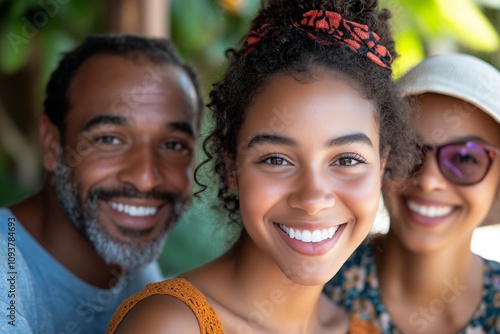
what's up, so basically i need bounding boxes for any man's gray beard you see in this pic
[51,152,183,271]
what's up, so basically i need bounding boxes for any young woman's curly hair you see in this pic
[197,0,418,223]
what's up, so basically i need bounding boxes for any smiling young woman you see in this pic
[106,1,419,333]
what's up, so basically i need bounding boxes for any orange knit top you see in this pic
[107,278,379,334]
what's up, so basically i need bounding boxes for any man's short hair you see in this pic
[43,34,203,142]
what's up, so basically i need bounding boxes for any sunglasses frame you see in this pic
[418,141,500,186]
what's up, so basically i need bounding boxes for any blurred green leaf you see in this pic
[240,0,260,16]
[0,152,33,207]
[172,0,222,55]
[0,16,31,74]
[59,0,103,38]
[398,0,444,37]
[393,30,425,79]
[436,0,499,51]
[8,0,35,18]
[39,24,77,89]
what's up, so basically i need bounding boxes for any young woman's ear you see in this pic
[380,147,390,181]
[224,155,238,190]
[39,114,61,173]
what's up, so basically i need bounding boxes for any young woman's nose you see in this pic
[287,168,335,215]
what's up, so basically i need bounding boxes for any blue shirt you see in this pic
[0,208,163,333]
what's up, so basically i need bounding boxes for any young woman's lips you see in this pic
[275,223,346,256]
[404,197,456,227]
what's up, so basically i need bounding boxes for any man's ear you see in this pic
[224,155,238,190]
[39,114,61,173]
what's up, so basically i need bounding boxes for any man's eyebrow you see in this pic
[166,122,194,138]
[247,134,296,149]
[325,133,373,148]
[82,115,127,132]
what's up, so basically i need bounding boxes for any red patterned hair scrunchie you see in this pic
[242,9,393,71]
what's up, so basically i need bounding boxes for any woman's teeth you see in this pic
[279,224,340,243]
[407,200,453,218]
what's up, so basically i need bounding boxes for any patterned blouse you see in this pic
[323,239,500,334]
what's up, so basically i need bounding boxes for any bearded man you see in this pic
[0,34,202,333]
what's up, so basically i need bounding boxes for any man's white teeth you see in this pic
[108,202,158,217]
[407,200,453,218]
[279,224,340,243]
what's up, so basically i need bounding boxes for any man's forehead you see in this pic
[68,53,196,105]
[64,54,198,131]
[70,53,178,88]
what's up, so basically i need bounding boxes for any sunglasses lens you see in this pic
[438,143,490,185]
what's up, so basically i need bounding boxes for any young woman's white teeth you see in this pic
[279,224,343,243]
[301,230,312,242]
[327,227,334,238]
[311,230,322,242]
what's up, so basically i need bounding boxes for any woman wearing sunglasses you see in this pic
[324,53,500,334]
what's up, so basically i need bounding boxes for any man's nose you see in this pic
[117,147,164,192]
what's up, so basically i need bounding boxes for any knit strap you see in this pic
[106,278,223,333]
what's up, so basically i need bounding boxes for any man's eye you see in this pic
[164,141,191,155]
[94,136,121,145]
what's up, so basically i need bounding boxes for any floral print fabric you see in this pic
[323,238,500,334]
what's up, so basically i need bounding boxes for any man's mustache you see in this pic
[87,185,181,204]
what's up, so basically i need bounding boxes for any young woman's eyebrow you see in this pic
[82,115,128,132]
[246,133,373,150]
[247,134,296,149]
[325,133,373,148]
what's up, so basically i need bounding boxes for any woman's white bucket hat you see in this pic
[398,53,500,123]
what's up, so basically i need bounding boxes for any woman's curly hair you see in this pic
[197,0,418,223]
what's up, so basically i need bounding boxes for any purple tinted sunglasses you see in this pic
[416,141,499,186]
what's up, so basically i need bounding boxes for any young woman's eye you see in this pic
[94,135,122,145]
[332,153,366,167]
[259,155,292,166]
[338,157,358,166]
